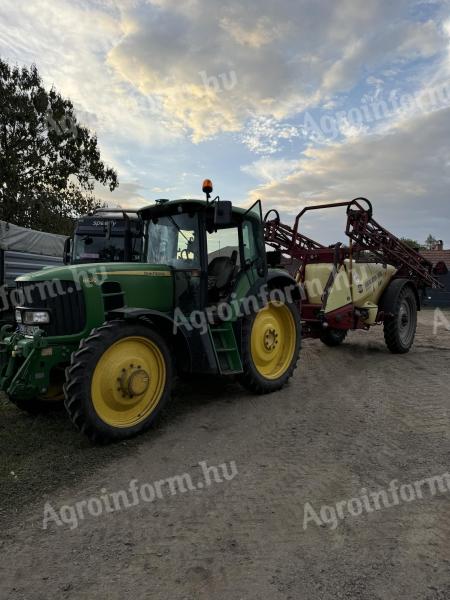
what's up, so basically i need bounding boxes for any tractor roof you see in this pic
[139,198,252,220]
[83,208,141,220]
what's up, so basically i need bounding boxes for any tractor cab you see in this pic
[139,186,267,314]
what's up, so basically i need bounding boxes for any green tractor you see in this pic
[0,181,301,441]
[1,184,439,443]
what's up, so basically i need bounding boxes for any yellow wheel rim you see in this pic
[91,336,166,428]
[251,302,296,380]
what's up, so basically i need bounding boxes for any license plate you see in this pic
[18,324,40,337]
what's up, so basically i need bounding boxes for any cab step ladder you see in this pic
[208,321,243,375]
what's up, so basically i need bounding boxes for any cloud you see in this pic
[107,0,447,141]
[247,106,450,245]
[240,116,301,154]
[1,0,447,148]
[321,19,443,94]
[0,0,179,146]
[219,15,287,49]
[94,181,149,209]
[241,157,299,182]
[1,0,449,239]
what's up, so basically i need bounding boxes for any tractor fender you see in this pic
[265,270,302,301]
[106,307,192,372]
[378,278,420,319]
[244,272,302,308]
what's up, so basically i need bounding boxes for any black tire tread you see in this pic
[320,328,348,347]
[383,285,417,354]
[64,320,172,443]
[238,299,301,395]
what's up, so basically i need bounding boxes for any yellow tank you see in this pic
[304,261,397,323]
[349,262,397,306]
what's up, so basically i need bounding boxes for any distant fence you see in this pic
[424,273,450,308]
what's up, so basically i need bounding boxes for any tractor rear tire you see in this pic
[320,328,348,347]
[383,285,417,354]
[238,299,301,395]
[64,320,173,443]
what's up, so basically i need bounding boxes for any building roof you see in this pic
[421,250,450,268]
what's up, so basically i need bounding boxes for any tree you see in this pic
[424,234,438,250]
[0,59,118,235]
[400,237,425,252]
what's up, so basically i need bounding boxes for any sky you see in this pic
[0,0,449,246]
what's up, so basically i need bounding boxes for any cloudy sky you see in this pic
[1,0,449,245]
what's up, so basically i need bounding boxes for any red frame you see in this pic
[264,198,441,338]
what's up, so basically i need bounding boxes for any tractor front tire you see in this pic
[320,328,348,347]
[64,321,173,443]
[238,299,301,394]
[383,285,418,354]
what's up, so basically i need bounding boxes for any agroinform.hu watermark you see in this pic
[303,471,450,531]
[43,460,238,531]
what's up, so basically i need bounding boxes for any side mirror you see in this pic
[214,201,233,227]
[63,237,72,265]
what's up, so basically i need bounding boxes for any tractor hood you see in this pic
[14,262,175,330]
[15,262,173,284]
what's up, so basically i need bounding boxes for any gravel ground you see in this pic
[0,308,449,600]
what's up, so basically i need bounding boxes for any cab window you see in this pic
[207,227,240,265]
[146,213,200,268]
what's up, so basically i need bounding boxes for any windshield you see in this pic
[145,213,200,268]
[73,234,142,263]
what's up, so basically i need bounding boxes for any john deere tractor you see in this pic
[0,181,301,441]
[0,185,440,443]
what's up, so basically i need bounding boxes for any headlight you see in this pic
[15,309,22,323]
[23,311,50,324]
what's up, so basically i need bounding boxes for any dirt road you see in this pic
[1,308,449,599]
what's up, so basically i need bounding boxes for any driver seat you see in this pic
[208,250,238,301]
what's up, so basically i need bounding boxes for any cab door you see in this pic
[239,200,267,290]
